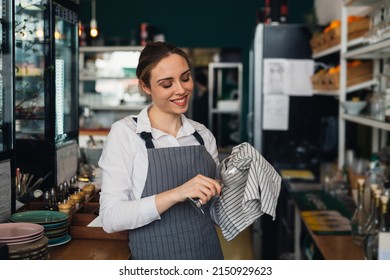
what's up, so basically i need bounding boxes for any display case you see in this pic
[0,0,15,220]
[14,0,79,188]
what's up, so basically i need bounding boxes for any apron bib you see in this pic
[128,132,224,260]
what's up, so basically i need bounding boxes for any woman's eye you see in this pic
[161,83,172,88]
[182,75,191,82]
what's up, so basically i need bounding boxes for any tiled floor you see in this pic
[217,227,254,260]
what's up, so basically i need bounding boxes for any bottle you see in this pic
[139,23,147,46]
[342,164,352,196]
[385,88,390,122]
[63,180,71,197]
[365,189,381,234]
[364,184,379,231]
[43,191,51,210]
[370,90,385,121]
[364,190,381,259]
[365,195,389,260]
[366,153,382,209]
[279,2,288,23]
[50,187,58,211]
[58,183,65,203]
[264,0,272,24]
[351,178,369,245]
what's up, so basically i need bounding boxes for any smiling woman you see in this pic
[98,41,225,260]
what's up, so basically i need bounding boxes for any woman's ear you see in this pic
[139,80,151,96]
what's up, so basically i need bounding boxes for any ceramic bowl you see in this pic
[341,101,367,115]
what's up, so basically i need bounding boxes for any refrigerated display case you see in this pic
[0,0,15,221]
[14,0,79,189]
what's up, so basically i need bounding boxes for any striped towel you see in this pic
[212,142,281,241]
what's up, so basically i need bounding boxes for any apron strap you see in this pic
[133,117,205,148]
[140,131,155,149]
[192,131,204,146]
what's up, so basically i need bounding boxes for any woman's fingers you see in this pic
[193,175,222,203]
[197,174,222,196]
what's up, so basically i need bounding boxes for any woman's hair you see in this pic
[136,41,192,93]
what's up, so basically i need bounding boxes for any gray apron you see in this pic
[128,130,224,260]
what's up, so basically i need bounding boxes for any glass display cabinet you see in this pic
[0,0,15,221]
[14,0,79,189]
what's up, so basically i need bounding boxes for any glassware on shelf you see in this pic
[351,178,369,245]
[370,90,386,121]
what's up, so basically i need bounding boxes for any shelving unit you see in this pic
[338,0,389,167]
[208,62,242,149]
[79,46,147,131]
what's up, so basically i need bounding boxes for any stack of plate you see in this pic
[0,222,49,260]
[8,210,71,248]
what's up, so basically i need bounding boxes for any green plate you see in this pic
[48,233,71,247]
[8,210,69,225]
[42,220,69,230]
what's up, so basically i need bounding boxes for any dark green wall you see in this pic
[79,0,314,141]
[80,0,314,48]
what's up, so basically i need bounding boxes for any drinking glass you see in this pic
[188,155,236,214]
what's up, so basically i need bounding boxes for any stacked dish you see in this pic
[0,222,49,260]
[8,210,71,247]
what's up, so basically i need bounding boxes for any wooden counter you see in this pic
[300,213,365,260]
[79,128,110,136]
[22,192,130,260]
[49,239,130,260]
[289,185,365,260]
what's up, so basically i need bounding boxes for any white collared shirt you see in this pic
[98,105,219,233]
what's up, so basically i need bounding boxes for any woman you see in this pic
[98,41,224,260]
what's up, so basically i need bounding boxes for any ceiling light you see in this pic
[90,0,98,38]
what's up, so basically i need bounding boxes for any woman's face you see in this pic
[142,54,193,116]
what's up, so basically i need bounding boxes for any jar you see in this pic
[370,91,385,121]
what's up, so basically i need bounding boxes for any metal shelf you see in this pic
[344,38,390,59]
[79,75,137,81]
[346,78,378,92]
[341,113,390,131]
[80,46,144,53]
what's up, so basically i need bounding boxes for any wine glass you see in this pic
[188,155,236,214]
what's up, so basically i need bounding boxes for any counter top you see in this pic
[49,239,130,260]
[289,185,365,260]
[306,232,364,260]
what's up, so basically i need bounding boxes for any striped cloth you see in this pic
[212,142,282,241]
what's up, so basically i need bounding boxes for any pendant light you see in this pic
[90,0,98,38]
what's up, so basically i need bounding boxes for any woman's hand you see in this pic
[155,174,222,214]
[177,174,222,204]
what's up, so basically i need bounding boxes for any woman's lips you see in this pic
[171,96,187,106]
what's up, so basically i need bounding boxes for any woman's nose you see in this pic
[174,82,186,93]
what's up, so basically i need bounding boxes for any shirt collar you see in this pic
[135,105,195,139]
